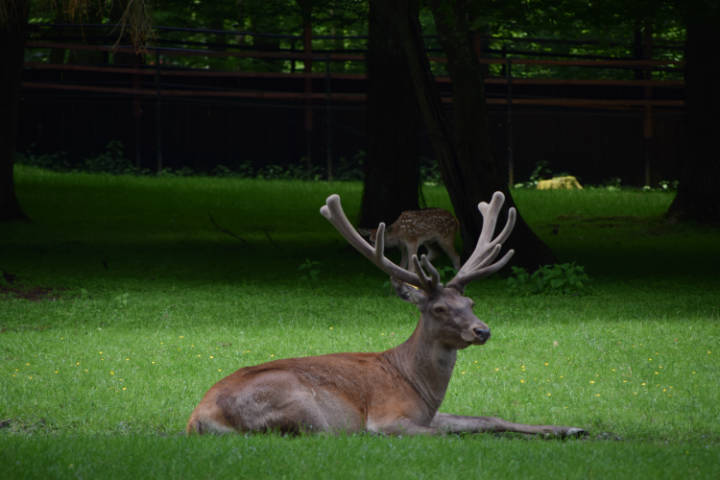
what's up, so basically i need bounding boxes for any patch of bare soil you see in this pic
[0,418,55,434]
[0,271,65,302]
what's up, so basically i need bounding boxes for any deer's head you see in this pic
[392,276,490,349]
[320,192,516,350]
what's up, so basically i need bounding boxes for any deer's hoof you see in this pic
[565,427,587,438]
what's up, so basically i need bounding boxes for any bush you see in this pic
[507,262,590,295]
[333,151,365,181]
[15,149,73,171]
[18,141,149,175]
[83,140,133,174]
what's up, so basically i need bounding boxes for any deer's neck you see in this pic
[383,321,457,416]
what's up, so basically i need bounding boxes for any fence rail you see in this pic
[22,42,684,107]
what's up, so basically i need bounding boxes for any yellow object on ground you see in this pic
[537,176,583,190]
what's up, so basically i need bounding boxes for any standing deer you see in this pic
[186,192,585,437]
[366,208,460,271]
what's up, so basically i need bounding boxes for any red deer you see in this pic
[365,208,461,271]
[186,192,585,437]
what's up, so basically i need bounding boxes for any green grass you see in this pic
[1,165,719,479]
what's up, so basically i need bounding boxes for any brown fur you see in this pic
[368,208,460,270]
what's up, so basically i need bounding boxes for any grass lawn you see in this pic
[1,165,719,479]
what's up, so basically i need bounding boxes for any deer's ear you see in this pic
[391,278,428,305]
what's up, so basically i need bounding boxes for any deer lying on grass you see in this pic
[365,208,461,271]
[186,192,585,437]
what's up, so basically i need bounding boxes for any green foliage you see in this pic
[15,148,73,171]
[643,179,679,192]
[529,160,553,182]
[436,265,457,282]
[25,0,686,80]
[16,145,371,180]
[514,160,553,188]
[602,177,623,191]
[508,263,590,295]
[210,163,250,178]
[83,140,139,175]
[157,166,197,177]
[256,163,322,181]
[18,141,149,176]
[470,0,683,48]
[298,258,322,282]
[465,1,685,81]
[420,156,443,185]
[333,151,366,182]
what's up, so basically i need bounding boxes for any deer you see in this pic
[364,208,461,271]
[186,192,585,437]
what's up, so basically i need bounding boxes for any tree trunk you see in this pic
[0,0,29,221]
[402,0,555,268]
[359,0,421,228]
[666,3,720,223]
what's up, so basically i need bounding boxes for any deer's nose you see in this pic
[473,327,491,343]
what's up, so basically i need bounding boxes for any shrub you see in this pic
[15,149,73,171]
[298,259,322,282]
[507,262,590,295]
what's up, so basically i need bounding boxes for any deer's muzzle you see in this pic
[471,327,491,344]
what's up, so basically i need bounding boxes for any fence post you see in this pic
[324,55,333,181]
[505,57,514,187]
[290,36,297,74]
[132,55,142,169]
[638,21,654,187]
[643,93,653,187]
[303,19,313,172]
[154,48,163,173]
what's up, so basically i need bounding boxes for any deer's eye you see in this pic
[432,305,447,315]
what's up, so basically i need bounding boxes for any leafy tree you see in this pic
[463,1,719,225]
[0,0,30,221]
[359,0,421,228]
[666,1,720,223]
[1,0,150,221]
[428,0,556,267]
[366,0,554,267]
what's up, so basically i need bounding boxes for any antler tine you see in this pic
[320,194,433,290]
[411,254,441,291]
[447,191,517,292]
[374,222,387,265]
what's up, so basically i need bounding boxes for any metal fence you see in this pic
[19,24,685,185]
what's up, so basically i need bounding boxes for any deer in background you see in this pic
[364,208,461,271]
[186,192,585,437]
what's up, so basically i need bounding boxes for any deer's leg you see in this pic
[430,413,586,437]
[402,241,419,271]
[369,417,439,436]
[399,244,409,269]
[424,243,441,264]
[436,238,461,270]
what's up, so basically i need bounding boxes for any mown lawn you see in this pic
[1,166,719,479]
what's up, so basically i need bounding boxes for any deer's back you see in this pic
[389,208,458,241]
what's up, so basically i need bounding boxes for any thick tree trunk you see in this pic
[666,3,720,223]
[359,0,421,228]
[403,0,555,268]
[0,0,29,221]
